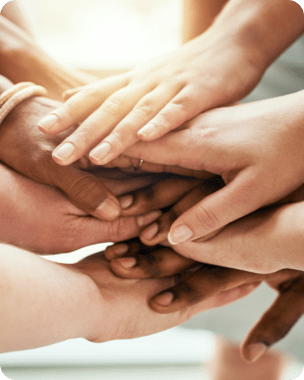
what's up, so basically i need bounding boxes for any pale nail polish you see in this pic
[119,195,133,209]
[117,257,137,269]
[138,123,155,139]
[53,142,75,161]
[111,244,129,255]
[137,210,162,227]
[141,223,159,240]
[153,291,174,306]
[244,343,267,363]
[168,225,193,245]
[38,114,58,131]
[96,198,120,220]
[90,142,111,162]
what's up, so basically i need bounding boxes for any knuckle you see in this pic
[193,203,220,232]
[68,175,101,209]
[102,95,123,116]
[70,129,93,150]
[133,98,154,118]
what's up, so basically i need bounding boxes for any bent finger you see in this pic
[150,265,264,313]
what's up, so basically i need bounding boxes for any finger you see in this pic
[110,243,195,279]
[105,155,213,179]
[137,86,202,141]
[168,168,267,244]
[38,74,128,134]
[89,83,181,165]
[51,83,154,166]
[150,266,264,313]
[241,276,304,363]
[62,85,86,101]
[54,165,121,221]
[119,177,199,216]
[140,178,224,245]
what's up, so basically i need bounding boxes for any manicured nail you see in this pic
[168,225,193,245]
[53,142,75,161]
[119,195,133,209]
[111,244,129,255]
[153,291,174,306]
[90,142,111,162]
[96,198,120,220]
[116,257,137,269]
[141,223,159,240]
[38,114,58,131]
[245,343,267,363]
[138,122,155,139]
[137,210,162,227]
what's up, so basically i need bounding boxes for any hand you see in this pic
[37,27,264,166]
[0,162,166,254]
[118,171,304,274]
[0,76,123,221]
[117,91,304,245]
[71,249,257,343]
[106,241,304,363]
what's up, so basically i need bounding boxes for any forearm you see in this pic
[0,244,101,353]
[209,0,304,71]
[1,0,34,38]
[182,0,228,42]
[0,16,97,100]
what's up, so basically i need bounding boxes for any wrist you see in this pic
[209,0,304,73]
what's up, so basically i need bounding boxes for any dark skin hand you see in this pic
[0,75,123,221]
[105,179,304,363]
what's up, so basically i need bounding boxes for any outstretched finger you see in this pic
[89,83,181,165]
[137,86,204,141]
[38,74,128,135]
[51,83,154,166]
[241,275,304,363]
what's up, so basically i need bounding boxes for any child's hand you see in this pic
[38,29,263,166]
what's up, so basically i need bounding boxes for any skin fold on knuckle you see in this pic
[191,202,221,233]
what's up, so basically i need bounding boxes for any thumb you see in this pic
[168,170,265,244]
[54,166,121,221]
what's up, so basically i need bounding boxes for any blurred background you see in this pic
[0,1,303,379]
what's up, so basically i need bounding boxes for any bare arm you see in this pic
[182,0,228,42]
[1,0,34,38]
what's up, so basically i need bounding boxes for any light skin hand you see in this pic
[0,243,251,353]
[117,90,304,245]
[38,0,304,167]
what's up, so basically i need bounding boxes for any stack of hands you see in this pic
[1,0,304,365]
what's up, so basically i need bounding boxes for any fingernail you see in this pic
[90,142,111,162]
[53,142,75,161]
[111,244,129,255]
[116,257,137,269]
[168,225,193,245]
[245,343,267,363]
[153,291,174,306]
[96,198,121,220]
[119,194,133,209]
[38,114,58,131]
[138,122,155,139]
[137,210,162,227]
[141,223,159,240]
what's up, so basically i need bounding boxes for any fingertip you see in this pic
[38,114,59,133]
[52,142,76,165]
[241,343,267,363]
[95,198,121,221]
